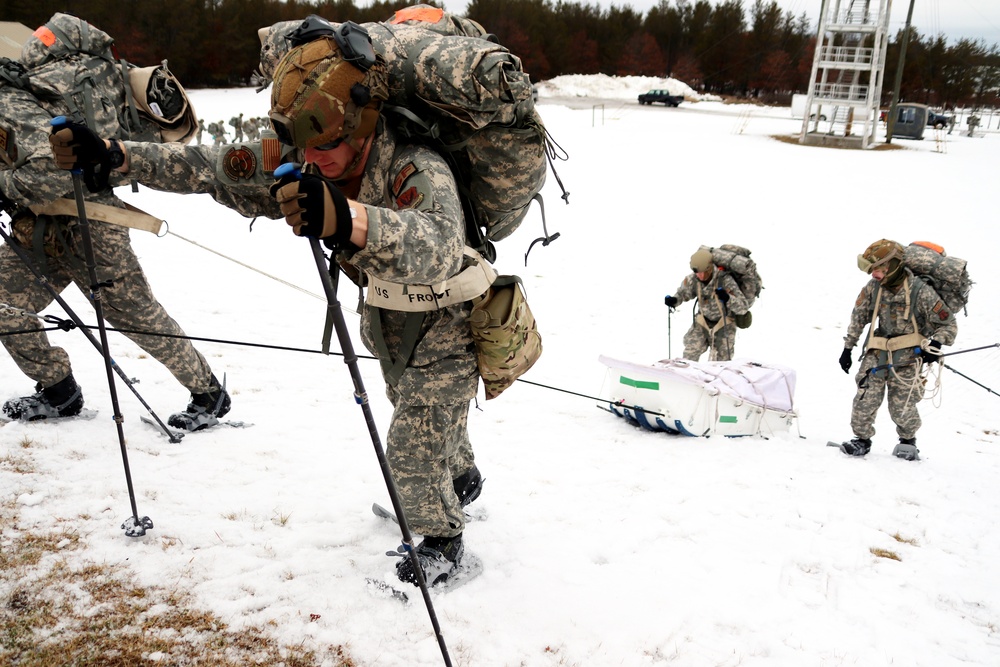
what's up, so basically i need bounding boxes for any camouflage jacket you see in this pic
[844,268,958,350]
[0,82,123,216]
[123,125,477,405]
[673,270,749,323]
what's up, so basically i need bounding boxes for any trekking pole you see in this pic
[49,116,153,537]
[275,163,453,667]
[667,307,672,359]
[859,342,999,388]
[720,307,731,360]
[942,363,1000,398]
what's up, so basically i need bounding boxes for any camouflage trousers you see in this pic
[851,350,925,440]
[384,397,476,539]
[0,218,214,393]
[683,320,737,362]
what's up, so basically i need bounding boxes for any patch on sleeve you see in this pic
[855,294,865,308]
[260,136,282,175]
[931,300,950,320]
[0,123,16,167]
[221,146,257,181]
[395,186,424,210]
[391,162,418,197]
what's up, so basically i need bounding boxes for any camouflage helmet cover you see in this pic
[690,248,715,273]
[858,239,903,274]
[269,35,388,149]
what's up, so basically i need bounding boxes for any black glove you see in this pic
[839,348,853,374]
[269,172,352,245]
[715,288,730,303]
[920,340,942,365]
[49,120,114,192]
[664,295,678,308]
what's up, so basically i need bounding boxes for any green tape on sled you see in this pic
[620,375,659,390]
[719,415,738,423]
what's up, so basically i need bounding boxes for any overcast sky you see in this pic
[441,0,1000,47]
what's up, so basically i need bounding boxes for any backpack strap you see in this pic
[865,277,922,353]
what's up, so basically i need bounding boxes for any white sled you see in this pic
[599,356,798,437]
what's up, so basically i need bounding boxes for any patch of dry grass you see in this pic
[869,547,901,561]
[0,476,355,666]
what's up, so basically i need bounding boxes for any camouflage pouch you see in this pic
[10,212,35,248]
[470,276,542,400]
[11,211,69,257]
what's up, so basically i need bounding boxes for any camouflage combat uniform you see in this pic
[0,82,216,395]
[672,271,749,361]
[843,268,957,440]
[123,122,478,538]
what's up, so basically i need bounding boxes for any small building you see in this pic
[891,103,928,140]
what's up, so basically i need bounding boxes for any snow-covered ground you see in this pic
[2,77,999,666]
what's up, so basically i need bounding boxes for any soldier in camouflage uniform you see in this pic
[664,248,750,361]
[838,239,958,460]
[0,24,230,430]
[51,21,484,587]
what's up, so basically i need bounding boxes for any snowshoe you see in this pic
[839,437,871,457]
[168,373,231,432]
[452,465,484,508]
[892,438,920,461]
[2,374,84,422]
[395,533,464,587]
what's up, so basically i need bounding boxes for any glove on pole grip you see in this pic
[271,163,353,246]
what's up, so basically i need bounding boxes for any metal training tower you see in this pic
[799,0,892,149]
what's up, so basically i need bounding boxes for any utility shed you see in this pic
[891,103,928,140]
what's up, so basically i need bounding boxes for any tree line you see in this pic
[3,0,998,108]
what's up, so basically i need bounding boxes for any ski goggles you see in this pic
[269,111,350,150]
[314,137,344,151]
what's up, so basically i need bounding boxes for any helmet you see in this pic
[268,30,388,149]
[858,239,903,274]
[690,248,715,273]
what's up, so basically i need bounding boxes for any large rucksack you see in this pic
[700,244,763,308]
[903,241,972,315]
[11,13,196,146]
[260,6,567,262]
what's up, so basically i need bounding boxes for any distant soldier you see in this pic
[837,239,958,460]
[211,120,226,145]
[230,113,244,142]
[242,117,259,141]
[196,118,205,145]
[664,248,750,361]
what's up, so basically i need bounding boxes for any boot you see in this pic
[2,374,84,421]
[840,437,871,457]
[892,437,920,461]
[168,373,231,432]
[452,466,484,508]
[395,533,464,587]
